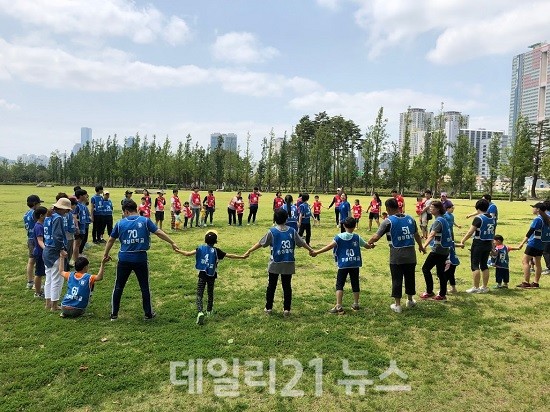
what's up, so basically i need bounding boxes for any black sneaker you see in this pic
[110,314,118,321]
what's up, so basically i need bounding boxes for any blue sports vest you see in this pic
[24,209,35,239]
[103,199,113,215]
[195,245,218,276]
[299,203,312,224]
[387,215,416,248]
[91,194,104,215]
[112,215,157,262]
[474,214,495,241]
[62,272,92,309]
[270,227,295,263]
[334,233,362,268]
[493,245,509,269]
[44,213,64,247]
[64,211,75,234]
[284,204,298,231]
[76,203,91,233]
[430,216,453,248]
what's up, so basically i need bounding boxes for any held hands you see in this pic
[309,250,317,257]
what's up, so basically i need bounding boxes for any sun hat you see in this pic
[53,197,72,210]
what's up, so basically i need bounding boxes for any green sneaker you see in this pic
[196,312,205,325]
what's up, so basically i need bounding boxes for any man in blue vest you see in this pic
[103,199,179,320]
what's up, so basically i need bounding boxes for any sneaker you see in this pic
[448,287,458,294]
[144,312,157,321]
[390,303,402,313]
[478,287,490,294]
[419,292,435,299]
[34,292,45,299]
[530,282,540,288]
[329,305,345,315]
[492,284,503,289]
[516,282,531,288]
[283,310,290,317]
[465,287,480,293]
[542,269,550,275]
[351,303,360,311]
[264,308,272,315]
[406,299,416,308]
[206,311,213,317]
[501,284,509,289]
[196,311,205,325]
[110,314,118,321]
[100,239,107,244]
[26,281,34,290]
[432,294,447,301]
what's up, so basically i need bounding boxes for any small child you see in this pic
[245,208,315,316]
[491,235,522,288]
[176,230,247,325]
[312,195,322,226]
[415,196,424,217]
[235,196,245,226]
[314,217,374,314]
[59,256,106,318]
[381,212,389,220]
[139,197,151,218]
[200,205,207,227]
[352,199,362,228]
[182,201,193,228]
[174,210,183,230]
[32,206,48,298]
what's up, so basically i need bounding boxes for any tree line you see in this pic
[1,109,548,199]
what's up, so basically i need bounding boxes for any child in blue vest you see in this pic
[314,217,374,314]
[176,230,247,325]
[491,235,521,288]
[245,208,315,317]
[59,256,106,318]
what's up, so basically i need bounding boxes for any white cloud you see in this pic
[0,98,19,110]
[0,0,192,45]
[211,32,279,64]
[0,38,321,96]
[316,0,341,10]
[349,0,550,63]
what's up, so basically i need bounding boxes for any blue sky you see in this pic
[1,0,549,160]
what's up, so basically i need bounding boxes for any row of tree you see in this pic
[1,109,548,198]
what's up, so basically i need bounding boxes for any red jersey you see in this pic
[155,196,165,211]
[249,192,259,205]
[415,200,425,216]
[171,195,181,212]
[369,199,380,214]
[236,200,245,214]
[190,192,201,207]
[273,196,284,210]
[183,206,193,218]
[205,194,216,208]
[334,195,341,208]
[139,204,151,218]
[313,201,322,214]
[352,204,362,219]
[396,195,405,213]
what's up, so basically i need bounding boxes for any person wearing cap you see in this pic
[90,185,104,245]
[23,194,44,290]
[121,190,133,217]
[43,197,73,311]
[440,192,453,210]
[457,199,496,294]
[175,230,247,325]
[328,188,343,227]
[101,191,113,241]
[103,199,179,321]
[516,202,550,288]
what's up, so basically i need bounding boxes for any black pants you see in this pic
[78,230,89,254]
[196,273,215,312]
[237,213,243,225]
[111,260,153,317]
[390,263,416,298]
[298,222,311,245]
[335,267,360,291]
[334,208,340,225]
[248,204,258,223]
[205,207,214,224]
[265,273,292,311]
[102,215,113,238]
[422,252,448,296]
[92,214,103,242]
[228,208,236,225]
[543,242,550,269]
[445,264,457,286]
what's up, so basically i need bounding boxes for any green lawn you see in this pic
[1,186,549,412]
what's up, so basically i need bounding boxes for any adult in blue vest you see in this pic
[367,198,425,313]
[458,199,496,293]
[420,200,452,301]
[103,199,179,320]
[90,185,104,244]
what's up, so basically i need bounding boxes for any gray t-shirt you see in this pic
[376,214,418,265]
[259,226,308,274]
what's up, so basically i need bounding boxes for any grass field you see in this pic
[1,185,549,412]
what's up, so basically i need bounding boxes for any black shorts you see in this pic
[335,267,360,292]
[155,211,165,221]
[525,246,543,257]
[471,240,493,271]
[369,212,379,220]
[314,213,320,221]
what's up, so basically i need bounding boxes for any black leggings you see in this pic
[196,274,215,312]
[298,222,311,245]
[422,252,448,296]
[248,205,258,223]
[228,208,236,225]
[111,260,152,317]
[265,273,292,311]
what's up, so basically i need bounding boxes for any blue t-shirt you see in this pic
[487,202,498,221]
[24,209,35,239]
[527,216,545,250]
[339,201,351,223]
[270,226,296,263]
[110,215,158,262]
[62,272,93,309]
[387,215,416,248]
[299,203,312,225]
[333,232,364,268]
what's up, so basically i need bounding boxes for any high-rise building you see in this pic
[210,133,238,152]
[509,42,550,140]
[81,127,92,146]
[398,108,434,157]
[460,129,508,179]
[444,111,469,162]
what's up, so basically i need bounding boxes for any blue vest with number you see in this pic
[24,209,35,239]
[430,216,453,248]
[91,194,104,215]
[494,245,509,269]
[44,213,64,247]
[63,211,75,234]
[387,215,416,248]
[474,214,495,241]
[334,233,362,268]
[116,215,152,253]
[284,204,298,231]
[270,227,295,263]
[62,272,92,309]
[299,203,311,224]
[195,245,218,276]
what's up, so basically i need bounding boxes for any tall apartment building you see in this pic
[81,127,92,145]
[398,108,434,157]
[444,111,469,162]
[461,129,508,179]
[509,42,550,140]
[210,133,237,152]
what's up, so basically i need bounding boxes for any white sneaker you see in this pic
[466,287,480,293]
[390,303,402,313]
[406,299,416,308]
[478,287,490,293]
[542,269,550,275]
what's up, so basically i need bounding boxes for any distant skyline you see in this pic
[1,0,550,160]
